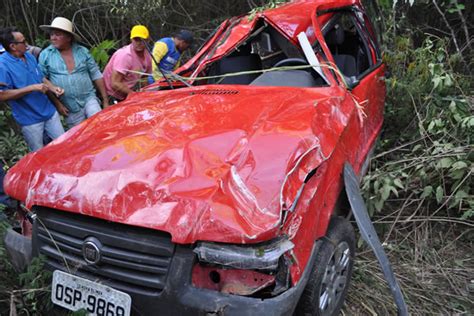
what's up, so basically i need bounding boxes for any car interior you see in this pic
[202,21,327,88]
[196,11,374,89]
[323,12,373,82]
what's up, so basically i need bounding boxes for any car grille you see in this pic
[33,206,175,295]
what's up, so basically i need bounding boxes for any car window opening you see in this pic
[202,21,329,88]
[323,11,375,85]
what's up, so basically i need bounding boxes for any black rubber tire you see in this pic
[295,217,356,316]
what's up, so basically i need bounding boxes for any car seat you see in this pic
[325,25,357,77]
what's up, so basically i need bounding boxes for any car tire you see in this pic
[295,216,355,316]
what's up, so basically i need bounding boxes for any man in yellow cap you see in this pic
[103,25,152,103]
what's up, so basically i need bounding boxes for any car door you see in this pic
[320,6,385,166]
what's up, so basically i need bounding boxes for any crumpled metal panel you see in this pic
[4,85,350,244]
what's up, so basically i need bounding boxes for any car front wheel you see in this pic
[295,216,355,316]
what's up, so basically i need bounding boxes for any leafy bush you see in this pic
[90,39,118,71]
[362,36,473,219]
[0,222,53,314]
[0,105,28,168]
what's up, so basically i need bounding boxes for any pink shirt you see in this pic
[103,44,152,100]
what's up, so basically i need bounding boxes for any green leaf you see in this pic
[450,169,466,180]
[454,189,469,203]
[444,75,453,87]
[451,161,468,170]
[421,185,433,199]
[393,178,404,189]
[375,199,385,213]
[437,157,453,169]
[381,184,391,201]
[432,77,441,89]
[461,210,474,220]
[435,186,444,204]
[390,186,399,197]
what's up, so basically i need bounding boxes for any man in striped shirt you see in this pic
[39,17,108,128]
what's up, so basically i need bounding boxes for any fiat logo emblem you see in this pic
[82,238,102,265]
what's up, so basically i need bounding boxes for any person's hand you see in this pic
[102,99,109,109]
[50,85,64,97]
[31,83,48,94]
[57,103,69,116]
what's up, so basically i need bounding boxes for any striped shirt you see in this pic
[39,43,102,113]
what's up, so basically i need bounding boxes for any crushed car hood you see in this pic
[5,85,354,244]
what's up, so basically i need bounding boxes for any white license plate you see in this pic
[52,270,131,316]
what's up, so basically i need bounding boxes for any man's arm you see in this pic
[83,47,109,108]
[46,91,69,116]
[0,84,48,102]
[93,78,109,109]
[43,78,64,97]
[111,70,133,97]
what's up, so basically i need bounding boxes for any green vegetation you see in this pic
[90,40,118,70]
[363,36,473,220]
[0,222,53,315]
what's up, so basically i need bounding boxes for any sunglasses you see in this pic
[13,40,27,45]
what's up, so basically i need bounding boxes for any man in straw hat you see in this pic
[39,17,108,128]
[103,25,152,103]
[0,27,65,152]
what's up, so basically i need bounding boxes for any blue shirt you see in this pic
[39,43,102,113]
[158,38,181,72]
[0,52,56,126]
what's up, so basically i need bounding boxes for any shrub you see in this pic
[362,36,473,219]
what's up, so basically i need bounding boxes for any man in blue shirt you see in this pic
[151,30,194,82]
[0,27,65,152]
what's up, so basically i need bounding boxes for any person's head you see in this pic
[130,25,149,54]
[49,29,74,50]
[0,27,28,57]
[40,17,80,50]
[173,30,193,53]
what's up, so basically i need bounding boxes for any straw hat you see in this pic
[40,17,82,41]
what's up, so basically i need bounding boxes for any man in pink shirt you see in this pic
[104,25,152,103]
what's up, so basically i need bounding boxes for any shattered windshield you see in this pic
[190,18,328,88]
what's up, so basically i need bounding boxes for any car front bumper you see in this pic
[5,222,317,316]
[123,245,316,316]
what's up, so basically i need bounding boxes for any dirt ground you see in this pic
[344,208,474,315]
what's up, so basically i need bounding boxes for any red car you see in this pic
[4,0,385,315]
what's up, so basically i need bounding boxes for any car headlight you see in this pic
[193,237,294,270]
[191,238,294,297]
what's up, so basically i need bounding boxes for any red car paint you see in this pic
[4,0,385,287]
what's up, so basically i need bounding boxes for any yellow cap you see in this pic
[130,25,149,40]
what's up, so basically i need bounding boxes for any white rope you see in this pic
[126,63,367,118]
[126,64,336,82]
